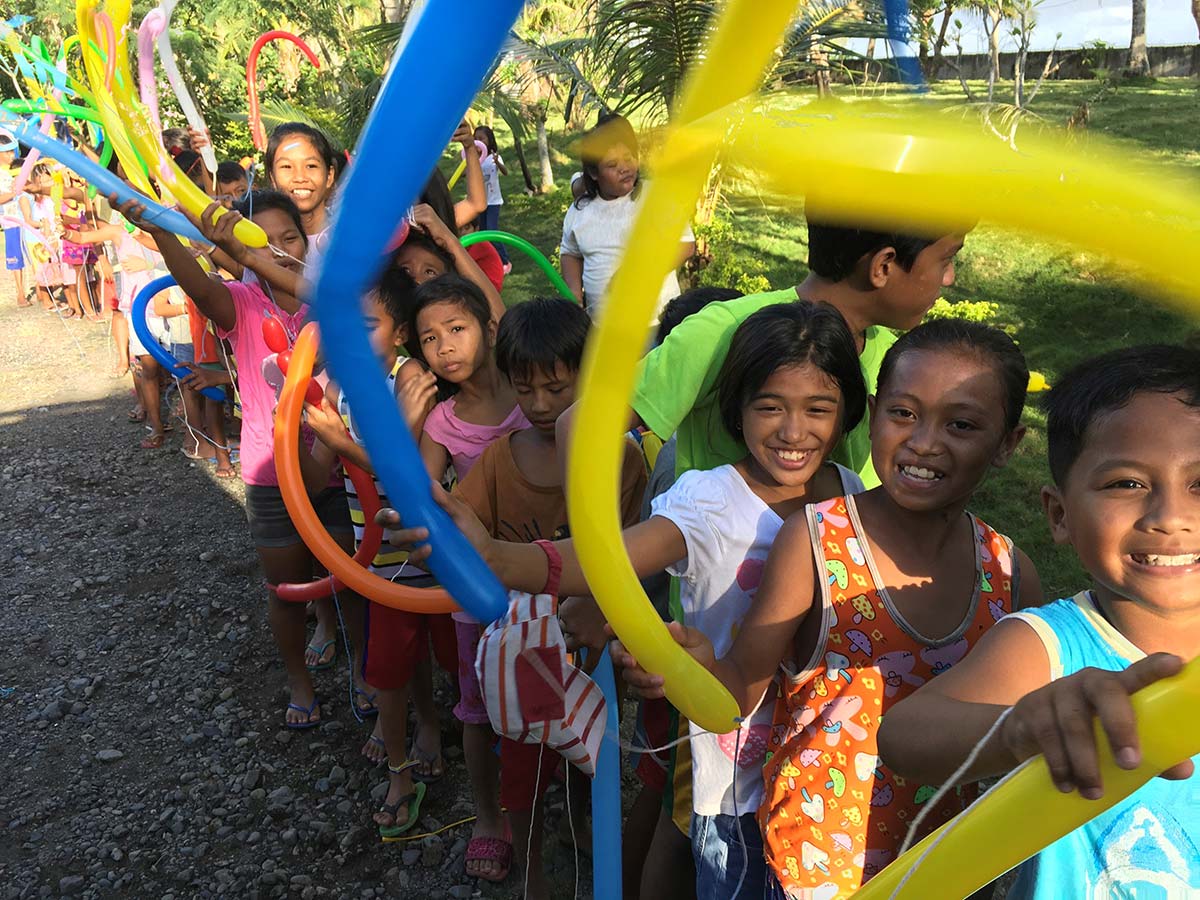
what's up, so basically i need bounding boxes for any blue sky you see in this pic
[951,0,1198,52]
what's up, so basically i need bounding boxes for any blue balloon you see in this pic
[883,0,927,90]
[591,646,623,900]
[309,0,524,624]
[131,275,226,402]
[0,110,208,244]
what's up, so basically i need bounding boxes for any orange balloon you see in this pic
[273,322,460,613]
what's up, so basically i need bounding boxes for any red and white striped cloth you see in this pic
[475,592,607,777]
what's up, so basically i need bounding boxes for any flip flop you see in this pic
[378,781,427,840]
[362,734,387,765]
[285,696,321,730]
[408,735,445,784]
[305,638,337,671]
[354,688,379,718]
[182,447,218,463]
[139,433,165,450]
[464,827,513,883]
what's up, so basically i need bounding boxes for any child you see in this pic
[387,301,871,898]
[559,112,695,318]
[214,161,250,210]
[119,189,363,729]
[472,124,510,271]
[20,164,64,313]
[453,297,647,895]
[406,274,522,882]
[571,215,966,496]
[58,171,101,322]
[878,344,1200,898]
[1,132,28,308]
[266,122,340,269]
[616,319,1044,898]
[298,264,449,839]
[396,203,505,321]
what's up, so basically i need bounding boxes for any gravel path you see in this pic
[0,282,599,899]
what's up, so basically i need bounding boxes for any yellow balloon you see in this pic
[566,0,1200,882]
[75,0,267,248]
[853,658,1200,898]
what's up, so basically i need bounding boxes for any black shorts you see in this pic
[243,483,353,549]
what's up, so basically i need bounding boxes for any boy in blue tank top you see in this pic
[879,343,1200,898]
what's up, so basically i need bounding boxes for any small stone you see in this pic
[58,876,84,895]
[242,768,261,790]
[95,749,124,763]
[401,848,421,866]
[328,765,346,786]
[448,887,473,899]
[339,826,366,851]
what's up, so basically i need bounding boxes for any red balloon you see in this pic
[305,380,325,407]
[276,348,292,374]
[263,317,289,354]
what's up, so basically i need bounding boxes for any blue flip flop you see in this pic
[305,638,337,672]
[285,696,321,730]
[354,688,379,718]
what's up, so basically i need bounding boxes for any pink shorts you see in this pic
[453,620,491,725]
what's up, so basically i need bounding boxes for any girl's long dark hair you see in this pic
[574,112,639,209]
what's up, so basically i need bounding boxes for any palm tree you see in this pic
[1127,0,1150,76]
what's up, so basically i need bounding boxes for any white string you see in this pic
[524,742,546,900]
[888,706,1015,899]
[564,761,579,900]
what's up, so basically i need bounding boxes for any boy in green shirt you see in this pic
[631,217,965,487]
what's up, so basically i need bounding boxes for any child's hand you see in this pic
[610,621,717,700]
[375,484,492,563]
[303,395,349,449]
[452,119,474,149]
[193,202,249,262]
[397,368,437,433]
[409,203,455,253]
[111,192,165,236]
[187,127,211,152]
[1000,653,1193,799]
[178,363,230,392]
[558,596,608,655]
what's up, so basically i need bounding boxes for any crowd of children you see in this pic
[5,102,1197,900]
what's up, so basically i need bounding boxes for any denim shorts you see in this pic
[691,811,767,900]
[243,483,352,549]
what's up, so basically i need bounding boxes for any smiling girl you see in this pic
[616,319,1045,898]
[266,123,339,270]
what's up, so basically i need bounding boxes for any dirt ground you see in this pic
[0,277,604,899]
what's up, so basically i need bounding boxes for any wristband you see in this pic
[533,539,562,597]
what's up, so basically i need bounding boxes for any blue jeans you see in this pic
[474,204,510,263]
[691,811,767,899]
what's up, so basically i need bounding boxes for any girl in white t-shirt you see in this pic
[560,113,695,319]
[379,299,869,898]
[472,125,511,271]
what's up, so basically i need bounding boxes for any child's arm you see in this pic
[298,432,340,495]
[114,196,237,333]
[452,121,487,229]
[560,254,584,304]
[191,203,307,300]
[876,621,1193,796]
[153,293,186,318]
[1014,548,1044,610]
[495,153,508,177]
[418,430,451,483]
[395,363,437,440]
[409,204,504,322]
[303,392,373,476]
[67,222,125,245]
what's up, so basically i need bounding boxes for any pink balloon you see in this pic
[138,9,167,131]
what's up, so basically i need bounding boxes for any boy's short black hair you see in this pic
[806,216,939,282]
[1045,344,1200,485]
[374,264,418,329]
[216,161,247,185]
[655,287,743,345]
[234,189,305,238]
[876,319,1029,432]
[496,298,591,383]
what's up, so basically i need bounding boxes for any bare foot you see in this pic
[361,721,387,766]
[410,720,444,780]
[285,685,320,727]
[304,621,336,669]
[374,766,417,830]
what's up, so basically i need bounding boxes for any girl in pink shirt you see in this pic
[121,189,364,731]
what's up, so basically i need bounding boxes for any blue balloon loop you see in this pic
[131,274,225,402]
[591,646,623,900]
[309,0,525,624]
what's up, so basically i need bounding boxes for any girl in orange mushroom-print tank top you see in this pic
[616,320,1045,899]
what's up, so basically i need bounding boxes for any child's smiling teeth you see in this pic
[774,449,810,463]
[1131,552,1200,567]
[900,464,942,481]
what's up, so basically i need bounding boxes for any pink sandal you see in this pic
[464,826,513,883]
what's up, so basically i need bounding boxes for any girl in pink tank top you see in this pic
[619,320,1045,899]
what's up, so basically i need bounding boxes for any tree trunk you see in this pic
[510,135,538,194]
[931,6,955,75]
[1128,0,1150,75]
[379,0,407,24]
[535,116,555,192]
[866,37,876,59]
[1193,0,1200,39]
[988,10,1002,89]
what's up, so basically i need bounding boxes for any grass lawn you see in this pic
[450,77,1200,598]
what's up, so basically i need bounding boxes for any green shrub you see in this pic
[924,297,1000,323]
[692,217,772,295]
